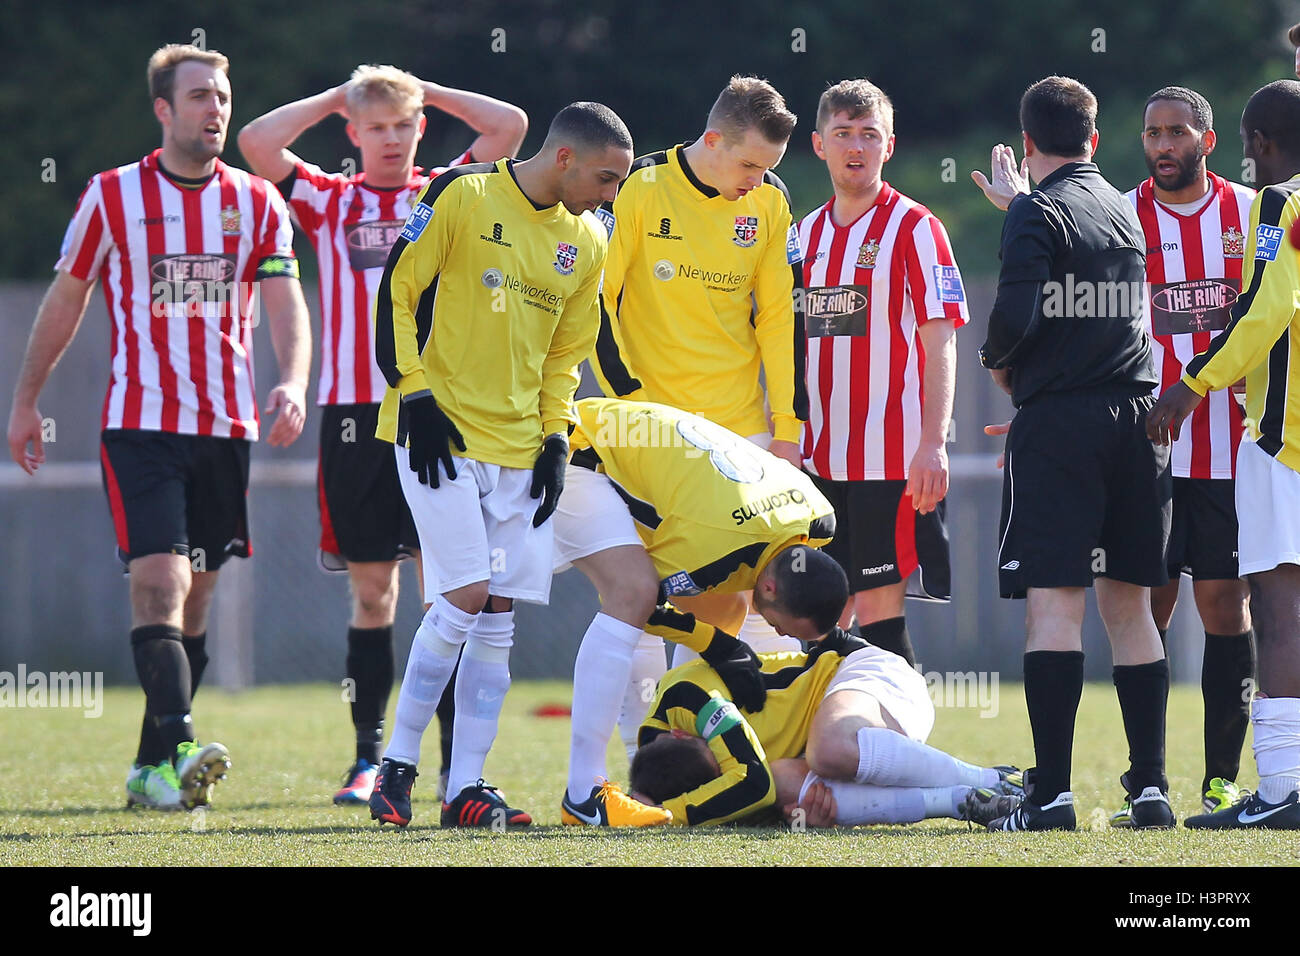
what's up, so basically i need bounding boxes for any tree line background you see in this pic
[2,0,1296,282]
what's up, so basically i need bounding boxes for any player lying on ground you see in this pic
[625,628,1023,827]
[550,397,843,826]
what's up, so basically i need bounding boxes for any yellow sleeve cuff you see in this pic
[1181,374,1210,398]
[397,371,430,398]
[771,415,804,445]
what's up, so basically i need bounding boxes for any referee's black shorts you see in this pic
[1166,477,1239,581]
[809,475,951,601]
[317,402,418,570]
[997,388,1171,599]
[99,428,250,570]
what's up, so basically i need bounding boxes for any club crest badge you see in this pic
[554,241,578,276]
[1222,226,1245,259]
[857,238,880,268]
[733,215,758,248]
[220,206,241,236]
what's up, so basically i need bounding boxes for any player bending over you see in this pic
[552,397,847,826]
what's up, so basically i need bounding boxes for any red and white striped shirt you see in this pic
[57,149,295,440]
[799,184,969,481]
[1127,172,1253,478]
[286,149,472,406]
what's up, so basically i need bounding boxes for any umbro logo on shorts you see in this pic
[1001,560,1021,571]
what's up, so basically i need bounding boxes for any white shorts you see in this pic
[395,445,553,604]
[824,645,935,743]
[552,462,643,573]
[1236,438,1300,575]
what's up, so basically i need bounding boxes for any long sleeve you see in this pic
[539,230,606,436]
[1185,186,1300,394]
[980,193,1057,370]
[752,173,806,442]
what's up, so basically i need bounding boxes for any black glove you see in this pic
[405,393,465,488]
[529,434,568,527]
[805,626,869,667]
[700,630,767,713]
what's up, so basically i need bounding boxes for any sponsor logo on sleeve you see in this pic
[595,207,615,238]
[399,202,434,243]
[1255,223,1284,262]
[786,224,802,263]
[663,570,702,597]
[933,264,966,303]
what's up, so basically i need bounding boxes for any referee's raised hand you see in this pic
[971,144,1031,210]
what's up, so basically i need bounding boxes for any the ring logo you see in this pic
[50,886,151,936]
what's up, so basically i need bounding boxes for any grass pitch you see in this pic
[1,681,1290,867]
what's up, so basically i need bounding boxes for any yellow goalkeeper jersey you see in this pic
[1184,175,1300,473]
[374,159,607,468]
[570,398,834,605]
[637,649,843,825]
[590,144,808,443]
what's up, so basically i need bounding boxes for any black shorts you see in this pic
[99,428,250,570]
[997,389,1172,599]
[318,402,418,569]
[1166,477,1239,580]
[809,475,951,601]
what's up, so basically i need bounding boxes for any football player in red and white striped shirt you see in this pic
[238,66,526,805]
[6,45,311,811]
[1123,86,1255,817]
[798,79,968,667]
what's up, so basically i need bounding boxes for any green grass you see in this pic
[1,681,1291,866]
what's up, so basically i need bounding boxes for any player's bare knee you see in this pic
[443,581,489,615]
[1195,580,1251,634]
[350,566,399,623]
[485,594,513,613]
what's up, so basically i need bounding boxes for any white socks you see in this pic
[567,613,644,799]
[799,773,971,824]
[618,634,667,761]
[445,610,514,800]
[1253,697,1300,803]
[385,595,478,766]
[855,726,998,789]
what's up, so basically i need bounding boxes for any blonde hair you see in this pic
[147,44,229,105]
[346,64,423,117]
[706,75,796,145]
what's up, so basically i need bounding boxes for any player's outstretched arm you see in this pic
[420,81,528,162]
[6,270,95,474]
[237,85,348,185]
[261,276,311,448]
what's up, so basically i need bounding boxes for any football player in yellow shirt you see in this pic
[627,632,1023,827]
[553,398,844,826]
[365,104,633,829]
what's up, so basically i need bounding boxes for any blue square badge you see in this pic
[400,203,434,243]
[786,224,803,264]
[932,264,966,302]
[663,570,701,597]
[594,206,615,239]
[1255,223,1285,262]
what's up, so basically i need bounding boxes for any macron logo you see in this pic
[50,886,151,936]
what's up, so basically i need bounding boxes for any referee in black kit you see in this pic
[970,76,1173,831]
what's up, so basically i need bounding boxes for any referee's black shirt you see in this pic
[979,161,1155,408]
